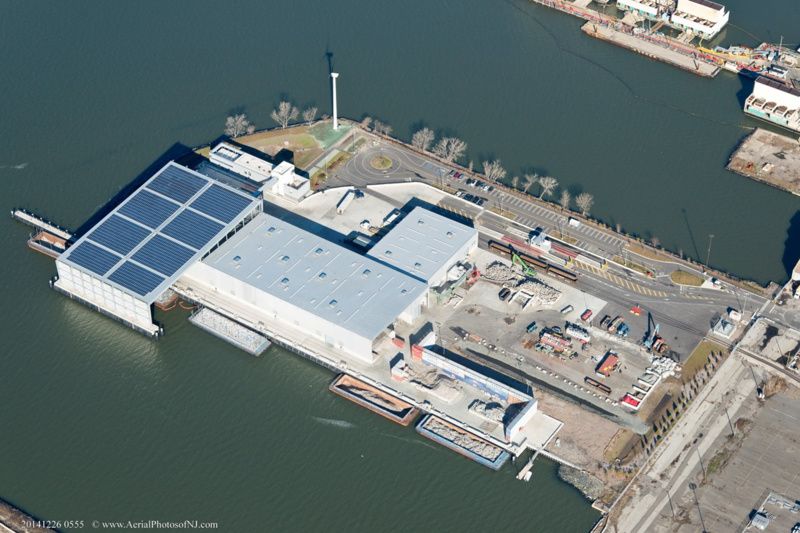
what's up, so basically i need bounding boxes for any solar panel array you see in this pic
[61,163,257,299]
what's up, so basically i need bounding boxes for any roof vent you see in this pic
[314,247,324,255]
[318,272,327,279]
[280,277,289,284]
[280,255,290,262]
[401,288,408,294]
[329,299,337,307]
[417,219,424,225]
[267,226,276,233]
[385,250,392,256]
[414,262,422,269]
[362,269,371,276]
[233,255,241,262]
[446,231,453,237]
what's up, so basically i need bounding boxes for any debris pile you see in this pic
[516,279,561,305]
[468,399,505,423]
[482,261,520,283]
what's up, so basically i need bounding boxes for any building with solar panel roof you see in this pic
[54,161,262,335]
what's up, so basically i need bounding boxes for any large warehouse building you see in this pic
[54,162,262,335]
[367,206,478,288]
[179,212,429,363]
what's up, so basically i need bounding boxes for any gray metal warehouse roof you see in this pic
[367,206,477,283]
[58,162,261,303]
[195,212,427,341]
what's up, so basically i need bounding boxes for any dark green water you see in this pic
[1,1,798,531]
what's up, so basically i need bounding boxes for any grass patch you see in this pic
[488,207,516,219]
[325,151,351,173]
[237,126,323,169]
[612,256,651,276]
[310,170,327,190]
[370,155,393,170]
[682,340,726,383]
[706,447,733,476]
[627,242,671,262]
[670,270,704,286]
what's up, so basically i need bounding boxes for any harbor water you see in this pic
[1,0,799,531]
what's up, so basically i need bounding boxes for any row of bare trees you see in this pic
[223,101,322,137]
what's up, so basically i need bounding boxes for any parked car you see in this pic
[580,309,593,322]
[455,190,465,198]
[447,169,456,177]
[453,171,462,179]
[526,321,538,333]
[498,287,511,301]
[464,194,475,202]
[561,305,574,314]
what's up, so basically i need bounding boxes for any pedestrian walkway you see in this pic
[576,263,668,297]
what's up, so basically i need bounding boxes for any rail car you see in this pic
[488,240,578,283]
[584,376,612,395]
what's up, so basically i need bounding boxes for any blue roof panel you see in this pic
[132,235,196,277]
[108,261,165,296]
[146,165,206,203]
[86,215,150,256]
[67,241,122,276]
[118,189,180,229]
[161,210,224,250]
[190,184,254,223]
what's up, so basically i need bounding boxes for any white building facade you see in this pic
[670,0,729,39]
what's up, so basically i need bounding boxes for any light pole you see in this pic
[331,72,340,131]
[688,482,708,533]
[665,487,676,518]
[694,441,706,478]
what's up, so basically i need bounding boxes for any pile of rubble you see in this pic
[423,416,505,461]
[516,279,561,305]
[648,356,679,377]
[482,261,520,283]
[468,399,505,422]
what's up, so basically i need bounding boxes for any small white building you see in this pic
[367,206,478,288]
[209,143,310,202]
[180,212,428,363]
[670,0,729,39]
[616,0,670,20]
[744,77,800,133]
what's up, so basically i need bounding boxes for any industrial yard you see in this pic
[728,128,800,196]
[12,117,790,522]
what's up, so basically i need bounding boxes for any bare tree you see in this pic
[372,120,392,136]
[411,128,435,151]
[511,176,520,191]
[302,106,318,123]
[482,160,507,182]
[575,192,594,216]
[271,101,299,129]
[432,137,468,163]
[523,173,537,194]
[539,176,559,199]
[360,116,372,129]
[560,190,571,211]
[224,114,255,137]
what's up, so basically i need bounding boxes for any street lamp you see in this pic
[688,482,708,533]
[694,441,706,478]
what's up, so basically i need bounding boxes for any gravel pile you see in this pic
[468,399,505,422]
[482,261,520,283]
[516,279,561,305]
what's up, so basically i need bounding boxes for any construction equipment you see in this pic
[512,253,538,279]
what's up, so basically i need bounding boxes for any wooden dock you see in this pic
[11,209,72,241]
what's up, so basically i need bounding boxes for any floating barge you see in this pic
[415,414,510,470]
[329,374,419,426]
[188,307,271,356]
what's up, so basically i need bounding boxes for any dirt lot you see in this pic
[727,128,800,196]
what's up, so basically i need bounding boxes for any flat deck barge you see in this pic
[329,373,419,426]
[415,414,510,470]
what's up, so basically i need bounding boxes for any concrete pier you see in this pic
[727,128,800,195]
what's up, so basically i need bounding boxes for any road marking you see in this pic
[574,262,667,297]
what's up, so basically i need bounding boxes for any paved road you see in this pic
[327,134,770,360]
